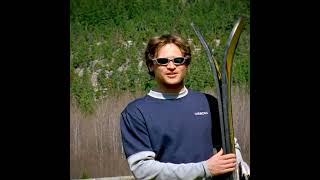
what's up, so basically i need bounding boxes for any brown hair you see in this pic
[144,34,191,76]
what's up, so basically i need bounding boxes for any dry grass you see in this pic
[70,87,250,179]
[70,92,143,179]
[231,86,250,165]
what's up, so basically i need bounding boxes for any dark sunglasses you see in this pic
[152,57,186,65]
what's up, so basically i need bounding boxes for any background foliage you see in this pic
[70,0,250,113]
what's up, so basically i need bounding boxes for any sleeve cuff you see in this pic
[202,161,213,177]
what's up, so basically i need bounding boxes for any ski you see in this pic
[221,16,245,155]
[221,16,245,180]
[190,22,226,154]
[191,16,245,180]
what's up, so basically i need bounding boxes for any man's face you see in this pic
[149,43,188,90]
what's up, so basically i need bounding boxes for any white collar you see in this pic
[147,86,188,100]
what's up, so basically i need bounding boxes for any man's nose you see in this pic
[166,60,176,69]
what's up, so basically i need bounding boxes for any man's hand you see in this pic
[206,148,236,176]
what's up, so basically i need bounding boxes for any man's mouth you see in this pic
[166,73,177,78]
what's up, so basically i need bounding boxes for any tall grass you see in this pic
[70,87,249,179]
[70,91,143,178]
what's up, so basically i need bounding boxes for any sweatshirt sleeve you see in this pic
[120,106,153,158]
[127,151,212,180]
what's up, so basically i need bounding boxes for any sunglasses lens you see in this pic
[156,58,169,65]
[154,57,186,65]
[173,57,185,64]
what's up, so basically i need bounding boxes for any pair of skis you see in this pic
[191,17,245,180]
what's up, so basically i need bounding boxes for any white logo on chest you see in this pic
[194,111,208,116]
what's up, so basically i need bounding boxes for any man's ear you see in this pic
[148,64,154,73]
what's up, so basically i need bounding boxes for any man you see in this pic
[120,34,249,180]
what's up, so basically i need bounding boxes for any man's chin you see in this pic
[163,79,184,88]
